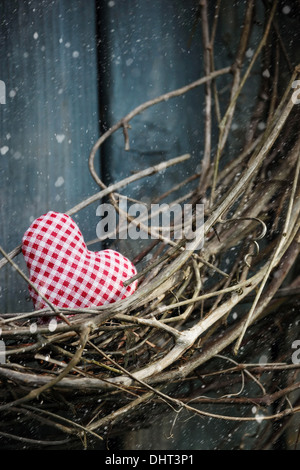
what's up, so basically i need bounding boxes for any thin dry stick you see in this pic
[0,323,92,411]
[198,0,212,189]
[234,149,300,354]
[0,245,71,326]
[88,66,231,188]
[89,343,300,427]
[132,70,298,304]
[209,0,222,123]
[20,404,104,444]
[211,0,277,204]
[68,153,191,216]
[87,390,155,432]
[210,0,255,202]
[151,228,300,386]
[0,4,299,446]
[0,154,191,271]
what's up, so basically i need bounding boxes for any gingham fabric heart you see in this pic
[22,211,137,310]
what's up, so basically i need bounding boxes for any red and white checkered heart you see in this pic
[22,211,137,310]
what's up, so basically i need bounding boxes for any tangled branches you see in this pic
[0,0,300,450]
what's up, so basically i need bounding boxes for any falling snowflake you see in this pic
[55,134,65,143]
[0,146,9,155]
[282,5,291,14]
[54,176,65,187]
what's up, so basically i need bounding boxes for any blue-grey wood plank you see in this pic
[0,0,100,312]
[97,0,206,202]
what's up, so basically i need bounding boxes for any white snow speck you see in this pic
[108,1,115,6]
[258,121,266,131]
[23,52,29,58]
[65,42,71,48]
[259,354,268,364]
[126,58,133,66]
[255,413,264,424]
[30,322,38,334]
[13,151,22,160]
[231,291,239,301]
[282,5,291,14]
[55,176,64,187]
[48,318,57,332]
[0,146,9,155]
[246,48,254,58]
[72,50,80,58]
[55,134,65,143]
[9,89,16,98]
[262,69,270,78]
[33,32,39,40]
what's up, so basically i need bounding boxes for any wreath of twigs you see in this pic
[0,0,300,449]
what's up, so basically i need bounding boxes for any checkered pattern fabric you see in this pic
[22,211,138,310]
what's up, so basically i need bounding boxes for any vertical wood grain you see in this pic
[0,0,100,312]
